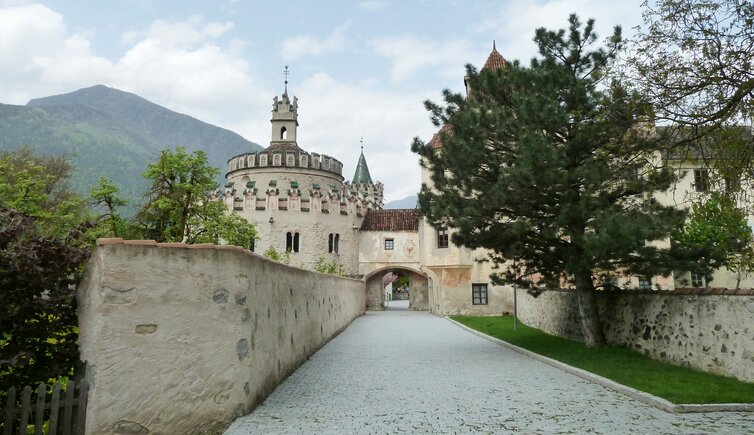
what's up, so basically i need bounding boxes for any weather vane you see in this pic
[360,137,364,152]
[284,65,290,93]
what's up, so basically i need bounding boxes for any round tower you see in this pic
[225,87,382,275]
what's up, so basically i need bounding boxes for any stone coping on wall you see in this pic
[524,287,754,296]
[447,318,754,413]
[95,238,364,282]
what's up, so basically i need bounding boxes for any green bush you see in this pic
[0,207,90,395]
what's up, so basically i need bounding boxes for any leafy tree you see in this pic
[89,176,128,238]
[628,0,754,189]
[412,15,687,347]
[192,201,258,247]
[630,0,754,129]
[138,147,256,244]
[394,274,409,290]
[0,207,90,393]
[0,147,88,236]
[674,192,753,288]
[728,242,754,290]
[314,257,346,276]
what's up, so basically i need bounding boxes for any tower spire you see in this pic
[493,40,496,50]
[352,138,373,185]
[283,65,290,94]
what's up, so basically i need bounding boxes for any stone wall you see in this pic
[517,288,754,382]
[77,239,365,435]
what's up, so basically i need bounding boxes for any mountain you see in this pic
[0,85,264,211]
[384,194,418,209]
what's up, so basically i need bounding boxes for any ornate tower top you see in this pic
[465,41,508,96]
[352,139,373,185]
[482,41,508,71]
[270,66,299,150]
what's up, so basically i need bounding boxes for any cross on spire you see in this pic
[283,65,290,93]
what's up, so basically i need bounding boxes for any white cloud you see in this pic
[279,23,350,61]
[0,4,269,131]
[0,0,33,6]
[359,1,387,11]
[370,35,484,83]
[282,73,437,201]
[229,72,437,202]
[0,3,436,202]
[476,0,643,64]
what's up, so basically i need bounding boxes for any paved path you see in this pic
[225,306,754,434]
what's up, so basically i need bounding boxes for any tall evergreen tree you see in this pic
[412,15,687,347]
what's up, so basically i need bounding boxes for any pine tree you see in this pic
[412,15,687,347]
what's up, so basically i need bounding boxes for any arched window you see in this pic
[286,232,300,252]
[328,233,334,253]
[334,233,340,253]
[280,126,288,140]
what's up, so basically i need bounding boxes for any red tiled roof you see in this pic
[428,45,506,150]
[427,124,451,149]
[482,44,507,71]
[360,209,421,231]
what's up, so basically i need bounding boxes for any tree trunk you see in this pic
[574,271,606,347]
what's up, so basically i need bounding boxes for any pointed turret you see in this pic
[352,149,373,184]
[465,41,508,96]
[482,40,507,71]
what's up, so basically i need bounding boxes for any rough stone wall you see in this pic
[77,239,365,435]
[517,288,754,382]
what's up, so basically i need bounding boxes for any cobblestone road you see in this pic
[225,303,754,434]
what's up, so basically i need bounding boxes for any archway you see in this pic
[364,267,429,311]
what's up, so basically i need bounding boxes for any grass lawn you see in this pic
[452,315,754,404]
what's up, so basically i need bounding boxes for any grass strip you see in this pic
[452,315,754,404]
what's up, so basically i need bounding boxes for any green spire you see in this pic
[352,146,373,184]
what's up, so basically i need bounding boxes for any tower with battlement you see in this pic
[225,87,383,274]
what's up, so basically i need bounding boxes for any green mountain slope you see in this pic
[0,85,263,211]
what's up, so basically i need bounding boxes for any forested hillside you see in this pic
[0,85,263,210]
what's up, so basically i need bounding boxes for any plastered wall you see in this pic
[77,239,365,435]
[517,288,754,382]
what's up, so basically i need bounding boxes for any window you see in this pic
[328,233,334,253]
[638,276,652,290]
[249,238,255,252]
[693,169,709,192]
[690,272,706,288]
[725,175,740,193]
[334,233,340,253]
[437,228,449,249]
[286,232,300,253]
[472,283,488,305]
[280,126,287,140]
[384,238,394,250]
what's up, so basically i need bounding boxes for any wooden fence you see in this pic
[1,379,88,435]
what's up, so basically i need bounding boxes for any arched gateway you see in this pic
[364,266,429,310]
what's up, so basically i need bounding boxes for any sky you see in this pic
[0,0,645,203]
